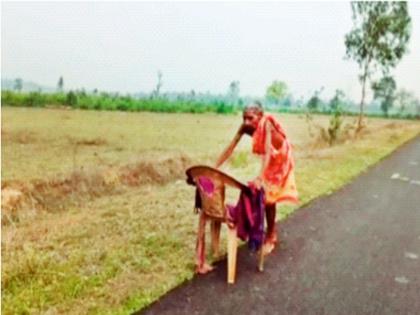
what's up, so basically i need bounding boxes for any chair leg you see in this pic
[258,246,265,272]
[227,226,238,284]
[210,221,221,258]
[196,212,207,269]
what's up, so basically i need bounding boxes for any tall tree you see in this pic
[14,78,23,92]
[57,76,64,92]
[344,2,411,129]
[190,89,196,100]
[372,76,397,117]
[394,89,417,115]
[153,70,163,98]
[228,81,240,105]
[307,87,324,112]
[266,80,288,105]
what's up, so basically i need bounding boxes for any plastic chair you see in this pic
[186,165,264,284]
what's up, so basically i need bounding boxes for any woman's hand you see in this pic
[252,176,263,189]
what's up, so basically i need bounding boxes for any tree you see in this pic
[372,76,397,117]
[307,95,320,112]
[57,76,64,92]
[228,81,240,105]
[415,99,420,118]
[190,89,196,100]
[266,80,288,105]
[394,89,418,116]
[14,78,23,92]
[282,96,292,108]
[153,70,163,98]
[344,2,411,129]
[329,89,346,112]
[66,91,78,106]
[307,88,324,112]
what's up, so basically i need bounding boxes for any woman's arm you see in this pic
[255,120,272,186]
[215,126,243,168]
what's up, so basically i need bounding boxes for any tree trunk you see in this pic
[358,76,366,130]
[357,61,369,133]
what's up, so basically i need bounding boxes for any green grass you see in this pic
[1,90,237,114]
[2,107,419,314]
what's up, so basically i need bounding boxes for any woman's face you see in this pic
[242,110,262,135]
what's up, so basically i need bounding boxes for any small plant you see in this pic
[326,107,343,145]
[305,102,346,146]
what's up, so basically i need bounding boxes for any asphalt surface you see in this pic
[138,136,420,315]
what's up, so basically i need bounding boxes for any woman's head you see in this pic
[242,101,264,135]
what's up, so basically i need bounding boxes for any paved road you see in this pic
[138,136,420,315]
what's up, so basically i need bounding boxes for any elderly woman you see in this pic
[215,101,298,254]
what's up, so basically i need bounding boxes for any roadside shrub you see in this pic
[305,106,349,146]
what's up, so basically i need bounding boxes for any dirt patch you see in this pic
[2,129,38,144]
[1,154,193,225]
[119,155,191,186]
[68,136,108,146]
[384,122,404,129]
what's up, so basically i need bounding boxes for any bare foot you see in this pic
[263,235,278,255]
[196,263,215,274]
[262,242,275,255]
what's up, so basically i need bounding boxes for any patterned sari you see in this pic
[252,114,299,205]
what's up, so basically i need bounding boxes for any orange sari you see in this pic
[252,114,299,205]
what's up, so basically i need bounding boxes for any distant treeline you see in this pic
[1,90,237,114]
[1,90,419,119]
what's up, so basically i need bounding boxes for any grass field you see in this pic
[2,106,420,314]
[1,107,316,181]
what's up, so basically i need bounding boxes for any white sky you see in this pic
[2,1,420,100]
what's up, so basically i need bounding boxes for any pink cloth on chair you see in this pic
[197,176,215,196]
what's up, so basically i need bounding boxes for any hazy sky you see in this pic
[2,1,420,100]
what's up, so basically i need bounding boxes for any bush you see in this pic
[326,109,343,145]
[66,91,78,107]
[25,92,46,107]
[305,105,347,146]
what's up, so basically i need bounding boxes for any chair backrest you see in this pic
[186,166,247,220]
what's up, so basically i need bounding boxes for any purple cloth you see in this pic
[228,185,265,251]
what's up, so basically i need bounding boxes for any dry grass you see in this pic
[1,153,192,225]
[1,106,420,314]
[2,107,243,181]
[1,107,340,181]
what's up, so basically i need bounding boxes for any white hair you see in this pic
[243,101,264,114]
